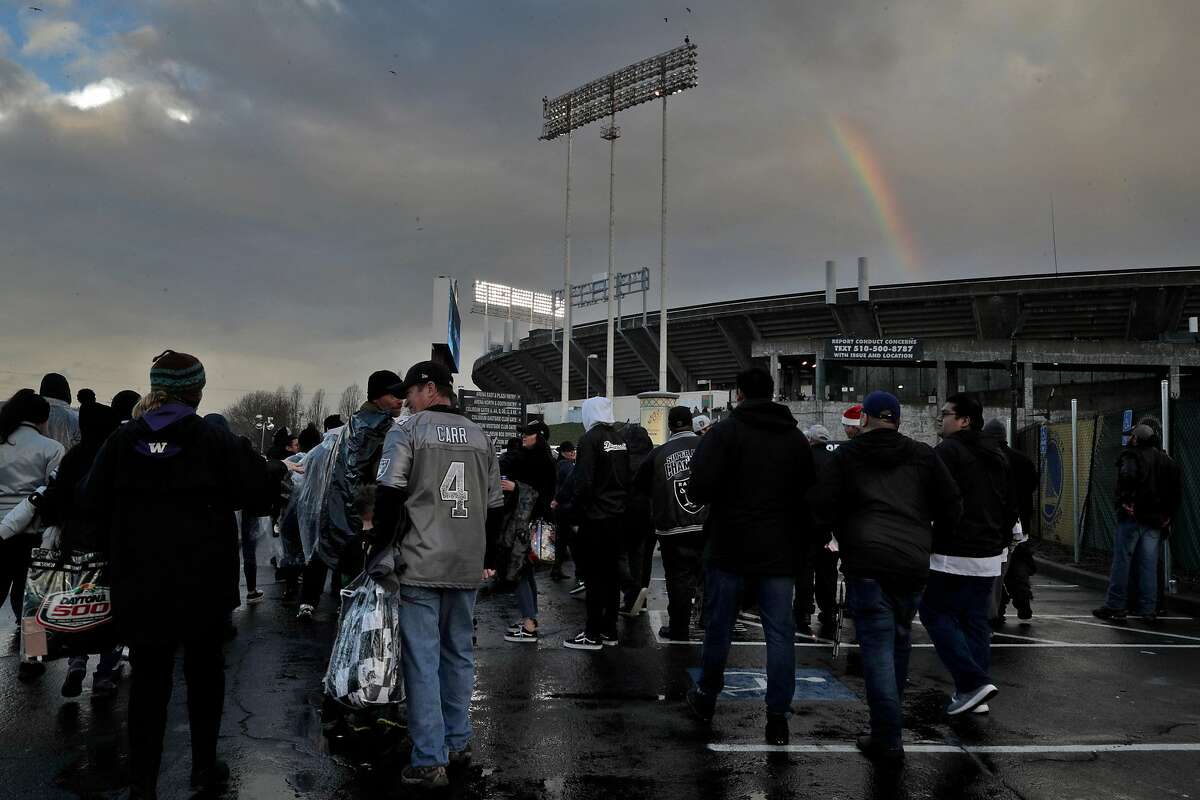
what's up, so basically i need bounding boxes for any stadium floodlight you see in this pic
[542,41,698,404]
[471,280,565,328]
[539,42,699,141]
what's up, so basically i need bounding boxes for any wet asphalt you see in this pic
[2,538,1199,800]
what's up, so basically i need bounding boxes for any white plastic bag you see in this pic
[323,574,404,708]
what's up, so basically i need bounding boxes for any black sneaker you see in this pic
[686,686,715,723]
[448,742,473,768]
[795,623,815,639]
[297,604,315,621]
[1092,606,1127,623]
[1140,613,1159,625]
[1015,597,1033,620]
[563,632,602,651]
[190,760,230,790]
[601,632,619,647]
[658,625,690,642]
[856,734,905,762]
[765,713,789,745]
[91,674,119,700]
[17,661,45,682]
[61,668,85,698]
[401,765,449,788]
[504,626,538,643]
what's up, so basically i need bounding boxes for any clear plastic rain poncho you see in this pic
[323,573,404,708]
[295,427,344,561]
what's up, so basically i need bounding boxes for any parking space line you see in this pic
[1052,617,1200,642]
[991,631,1070,644]
[707,742,1200,755]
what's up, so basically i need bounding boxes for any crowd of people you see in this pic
[0,353,1183,794]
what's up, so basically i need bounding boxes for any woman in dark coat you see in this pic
[500,421,557,643]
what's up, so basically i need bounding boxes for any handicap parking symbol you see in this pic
[686,668,855,701]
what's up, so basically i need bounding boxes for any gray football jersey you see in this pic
[376,409,503,588]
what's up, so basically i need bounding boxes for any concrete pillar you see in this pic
[936,360,949,407]
[1023,362,1035,430]
[769,351,781,400]
[815,355,826,411]
[1169,362,1182,399]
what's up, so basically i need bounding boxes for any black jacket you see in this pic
[812,428,962,587]
[1116,443,1183,532]
[805,440,840,544]
[934,431,1017,557]
[572,422,630,521]
[318,401,393,570]
[503,443,557,521]
[634,430,709,535]
[688,399,815,576]
[80,404,266,644]
[1002,443,1039,535]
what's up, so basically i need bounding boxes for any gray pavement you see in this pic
[2,540,1199,799]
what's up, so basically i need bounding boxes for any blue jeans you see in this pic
[919,571,994,695]
[846,577,921,749]
[698,566,795,715]
[398,586,477,768]
[1105,518,1162,616]
[239,513,265,589]
[515,569,538,621]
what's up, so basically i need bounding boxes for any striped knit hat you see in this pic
[149,350,206,407]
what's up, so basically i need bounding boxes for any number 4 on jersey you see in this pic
[440,461,469,518]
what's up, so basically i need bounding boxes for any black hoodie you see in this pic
[812,427,962,587]
[933,430,1017,558]
[689,399,815,576]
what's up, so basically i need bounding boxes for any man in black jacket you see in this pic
[685,368,815,746]
[82,351,268,798]
[797,424,839,639]
[811,390,961,761]
[299,369,402,619]
[633,406,709,641]
[1094,423,1183,623]
[981,418,1040,622]
[563,396,630,651]
[922,393,1015,717]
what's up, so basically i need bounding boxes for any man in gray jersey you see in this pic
[370,361,505,789]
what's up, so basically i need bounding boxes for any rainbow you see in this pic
[828,114,921,274]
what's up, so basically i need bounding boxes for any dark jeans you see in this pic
[618,514,655,605]
[659,532,704,635]
[0,533,36,619]
[699,566,795,715]
[1003,540,1036,606]
[239,513,263,591]
[795,544,838,625]
[1106,518,1162,616]
[919,570,994,694]
[128,628,225,790]
[514,569,538,621]
[576,518,622,639]
[846,576,921,749]
[552,512,574,575]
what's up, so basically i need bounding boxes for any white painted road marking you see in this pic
[708,742,1200,754]
[1053,617,1200,643]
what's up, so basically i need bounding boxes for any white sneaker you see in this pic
[972,704,990,715]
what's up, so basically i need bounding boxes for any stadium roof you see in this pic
[472,266,1200,403]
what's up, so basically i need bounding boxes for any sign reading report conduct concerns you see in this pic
[825,338,923,362]
[458,390,526,443]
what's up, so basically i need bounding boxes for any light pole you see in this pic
[255,414,275,454]
[586,353,599,398]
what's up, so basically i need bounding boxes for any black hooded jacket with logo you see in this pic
[572,423,630,521]
[933,430,1018,558]
[688,399,815,576]
[634,430,709,535]
[811,428,962,587]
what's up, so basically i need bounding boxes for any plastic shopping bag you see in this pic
[530,519,556,564]
[21,548,117,662]
[323,573,404,708]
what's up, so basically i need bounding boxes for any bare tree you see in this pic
[221,390,294,449]
[338,383,363,420]
[305,388,327,429]
[288,383,304,432]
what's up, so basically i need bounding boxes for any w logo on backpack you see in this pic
[148,442,168,454]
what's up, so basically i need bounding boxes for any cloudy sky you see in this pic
[2,1,1198,410]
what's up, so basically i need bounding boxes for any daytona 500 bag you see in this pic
[323,573,404,708]
[21,548,117,661]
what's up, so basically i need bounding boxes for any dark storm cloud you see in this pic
[1,1,1199,405]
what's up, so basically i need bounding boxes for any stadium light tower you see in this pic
[542,41,699,404]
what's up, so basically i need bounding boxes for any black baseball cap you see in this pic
[519,420,550,439]
[668,406,694,430]
[393,360,454,395]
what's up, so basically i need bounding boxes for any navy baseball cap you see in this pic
[862,390,901,424]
